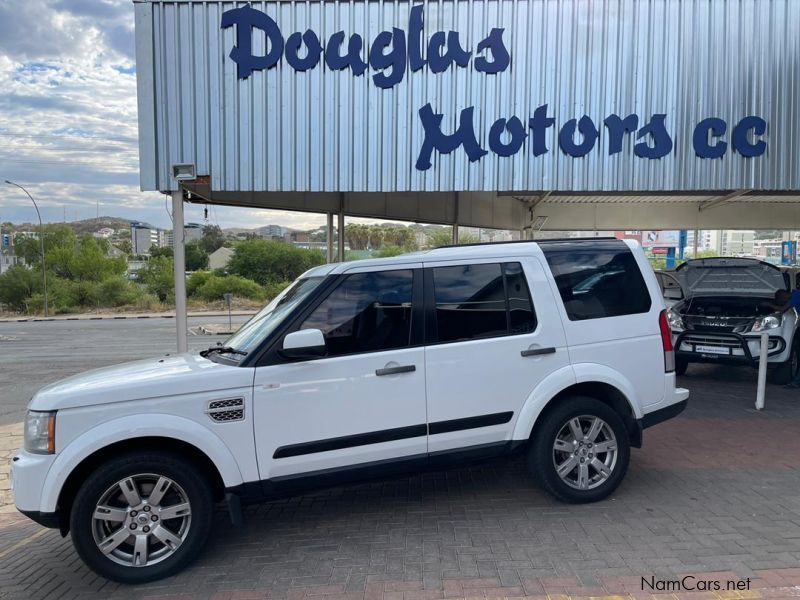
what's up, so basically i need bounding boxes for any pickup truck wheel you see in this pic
[770,341,799,385]
[69,452,213,583]
[675,357,689,376]
[528,396,630,503]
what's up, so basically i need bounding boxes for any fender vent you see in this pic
[206,398,245,422]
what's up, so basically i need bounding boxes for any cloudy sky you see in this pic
[0,0,327,231]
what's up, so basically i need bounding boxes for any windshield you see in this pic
[219,276,326,357]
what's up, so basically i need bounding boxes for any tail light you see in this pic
[659,309,675,372]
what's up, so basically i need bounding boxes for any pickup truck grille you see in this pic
[206,398,245,422]
[680,333,741,349]
[684,315,753,333]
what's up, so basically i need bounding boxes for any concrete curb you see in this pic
[0,311,257,324]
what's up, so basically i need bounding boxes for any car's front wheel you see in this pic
[70,451,214,583]
[528,396,631,503]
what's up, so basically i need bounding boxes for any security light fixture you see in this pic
[172,164,196,181]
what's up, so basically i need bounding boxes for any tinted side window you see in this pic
[542,246,652,320]
[431,262,537,343]
[505,263,537,334]
[300,270,413,356]
[433,263,506,343]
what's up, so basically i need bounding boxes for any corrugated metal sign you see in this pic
[135,0,800,193]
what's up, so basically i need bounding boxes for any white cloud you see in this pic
[0,0,399,233]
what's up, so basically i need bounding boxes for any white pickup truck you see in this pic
[663,257,799,382]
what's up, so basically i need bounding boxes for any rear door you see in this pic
[422,257,570,457]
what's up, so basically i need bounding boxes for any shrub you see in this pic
[227,239,324,286]
[96,277,142,307]
[263,280,291,301]
[374,244,406,258]
[192,274,265,302]
[187,270,213,296]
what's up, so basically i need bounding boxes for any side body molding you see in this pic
[39,414,245,513]
[511,363,641,441]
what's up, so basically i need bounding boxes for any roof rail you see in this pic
[438,237,617,249]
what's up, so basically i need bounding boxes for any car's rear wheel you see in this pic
[528,396,630,503]
[70,452,213,583]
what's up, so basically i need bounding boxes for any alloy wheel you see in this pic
[552,415,618,490]
[91,473,192,568]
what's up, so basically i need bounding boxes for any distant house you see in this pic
[93,227,115,239]
[209,247,234,271]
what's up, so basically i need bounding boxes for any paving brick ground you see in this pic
[3,363,800,599]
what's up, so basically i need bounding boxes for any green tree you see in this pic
[115,240,132,255]
[200,225,226,253]
[227,239,324,286]
[150,245,173,259]
[374,244,407,258]
[0,264,40,311]
[426,227,454,248]
[185,241,209,271]
[14,224,76,265]
[383,227,418,251]
[138,256,175,302]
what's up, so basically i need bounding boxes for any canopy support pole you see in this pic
[337,212,345,262]
[172,189,188,353]
[326,212,334,263]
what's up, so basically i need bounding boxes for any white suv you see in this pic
[12,239,688,583]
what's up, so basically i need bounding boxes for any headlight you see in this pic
[667,307,684,331]
[24,410,56,454]
[752,315,782,332]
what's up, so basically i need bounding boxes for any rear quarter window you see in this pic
[541,243,652,321]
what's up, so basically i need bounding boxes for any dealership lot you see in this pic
[2,319,800,598]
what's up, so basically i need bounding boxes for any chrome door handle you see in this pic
[376,365,416,376]
[521,347,556,357]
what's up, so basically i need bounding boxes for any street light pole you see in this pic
[5,180,48,317]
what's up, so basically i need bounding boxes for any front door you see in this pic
[252,264,427,486]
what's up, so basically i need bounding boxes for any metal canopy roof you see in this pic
[179,183,800,231]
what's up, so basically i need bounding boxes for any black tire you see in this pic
[69,451,213,584]
[528,396,630,503]
[771,341,799,385]
[675,357,689,376]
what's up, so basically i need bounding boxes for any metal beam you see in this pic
[326,212,334,263]
[172,189,188,354]
[698,189,750,212]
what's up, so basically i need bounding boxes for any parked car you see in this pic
[665,257,799,381]
[12,239,688,583]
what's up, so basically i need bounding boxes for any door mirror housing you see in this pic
[280,329,327,359]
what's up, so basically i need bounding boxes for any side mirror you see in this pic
[280,329,327,360]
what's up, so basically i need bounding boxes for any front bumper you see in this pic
[674,331,786,365]
[11,450,58,525]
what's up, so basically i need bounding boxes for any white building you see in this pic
[164,223,203,247]
[710,230,755,256]
[131,223,161,255]
[0,253,20,275]
[208,246,234,271]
